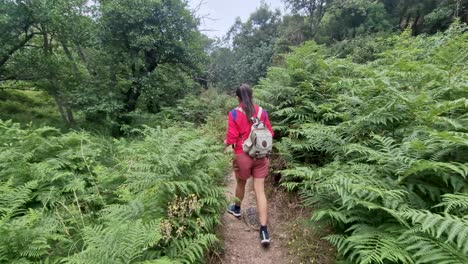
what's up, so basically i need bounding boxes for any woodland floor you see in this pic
[208,171,335,264]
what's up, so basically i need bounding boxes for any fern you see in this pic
[0,121,230,263]
[400,209,468,254]
[435,193,468,215]
[400,230,468,264]
[257,23,468,263]
[169,234,218,264]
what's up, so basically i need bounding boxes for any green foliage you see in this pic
[316,0,393,43]
[274,14,313,56]
[0,89,62,128]
[0,120,230,263]
[209,4,282,90]
[257,23,468,263]
[99,0,206,115]
[326,34,396,63]
[279,0,467,49]
[129,88,236,138]
[0,0,207,130]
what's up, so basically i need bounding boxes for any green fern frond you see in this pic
[346,224,414,264]
[139,257,177,264]
[398,160,467,182]
[435,193,468,215]
[169,234,218,264]
[400,231,468,264]
[401,209,468,253]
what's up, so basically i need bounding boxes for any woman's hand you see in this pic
[223,140,233,154]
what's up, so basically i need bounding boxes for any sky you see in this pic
[187,0,286,39]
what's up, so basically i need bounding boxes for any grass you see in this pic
[0,89,63,128]
[0,89,114,135]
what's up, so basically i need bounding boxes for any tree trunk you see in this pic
[124,82,142,113]
[412,14,421,35]
[61,41,80,74]
[65,105,75,125]
[76,45,95,76]
[51,85,74,127]
[53,93,69,126]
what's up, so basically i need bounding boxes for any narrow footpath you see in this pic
[217,171,292,264]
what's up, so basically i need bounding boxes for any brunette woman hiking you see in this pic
[224,83,274,246]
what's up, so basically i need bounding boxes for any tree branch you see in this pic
[0,32,36,68]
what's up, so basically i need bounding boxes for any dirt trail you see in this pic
[218,171,292,264]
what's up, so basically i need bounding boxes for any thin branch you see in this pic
[191,0,207,14]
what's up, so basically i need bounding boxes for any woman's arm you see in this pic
[225,111,239,147]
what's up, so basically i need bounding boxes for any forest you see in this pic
[0,0,467,263]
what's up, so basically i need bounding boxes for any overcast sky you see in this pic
[188,0,286,39]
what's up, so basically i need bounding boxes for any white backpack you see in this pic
[234,107,273,159]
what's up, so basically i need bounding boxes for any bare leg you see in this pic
[253,178,267,225]
[235,176,247,206]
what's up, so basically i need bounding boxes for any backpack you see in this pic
[231,106,273,159]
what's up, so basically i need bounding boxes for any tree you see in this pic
[98,0,206,123]
[274,14,314,55]
[282,0,334,36]
[210,3,282,90]
[208,46,237,90]
[1,0,207,128]
[316,0,393,43]
[0,1,33,70]
[1,0,94,126]
[380,0,468,34]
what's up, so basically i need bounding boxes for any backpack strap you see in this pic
[232,106,265,122]
[230,109,237,121]
[257,107,263,120]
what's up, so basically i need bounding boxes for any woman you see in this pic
[224,83,274,246]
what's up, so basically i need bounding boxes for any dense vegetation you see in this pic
[1,0,208,132]
[1,0,467,263]
[258,23,468,263]
[0,119,230,263]
[209,0,468,90]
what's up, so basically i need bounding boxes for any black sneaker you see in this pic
[260,228,271,246]
[227,204,241,218]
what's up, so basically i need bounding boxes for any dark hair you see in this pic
[236,83,255,120]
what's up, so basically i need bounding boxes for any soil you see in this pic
[209,171,335,264]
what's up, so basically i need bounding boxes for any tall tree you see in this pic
[1,0,93,126]
[99,0,206,120]
[386,0,468,34]
[316,0,393,43]
[216,3,282,89]
[275,14,314,55]
[282,0,333,36]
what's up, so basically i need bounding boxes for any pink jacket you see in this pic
[225,104,274,154]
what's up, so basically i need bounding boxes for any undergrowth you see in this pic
[258,23,468,263]
[0,119,230,263]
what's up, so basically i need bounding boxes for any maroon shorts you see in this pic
[233,152,270,180]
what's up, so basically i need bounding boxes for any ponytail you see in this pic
[236,84,255,120]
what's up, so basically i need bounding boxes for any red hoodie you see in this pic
[225,104,274,154]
